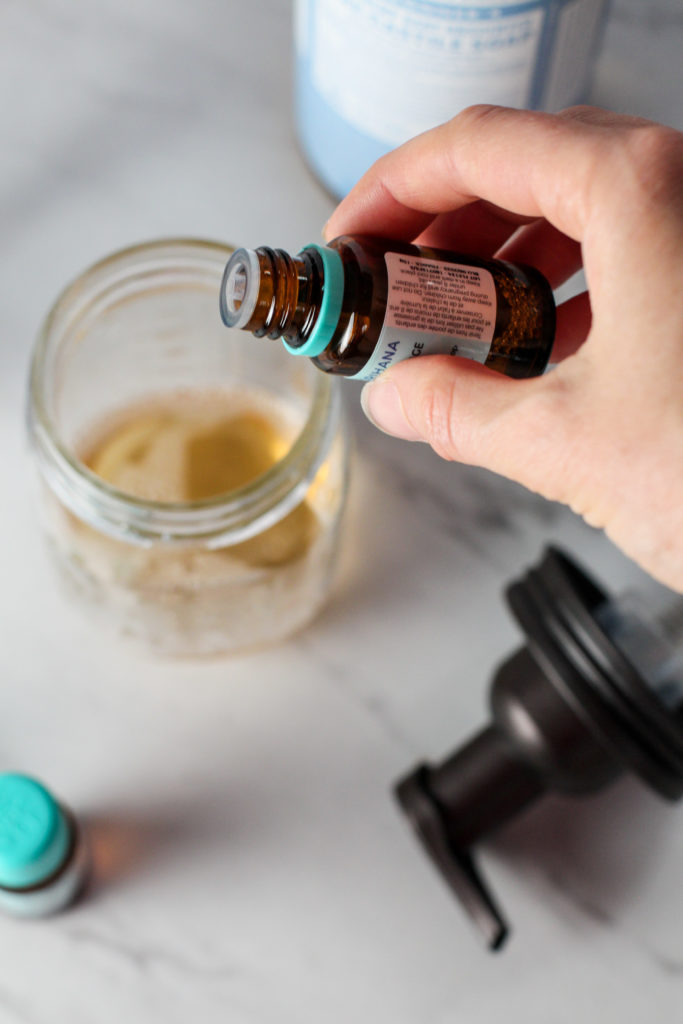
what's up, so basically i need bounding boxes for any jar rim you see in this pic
[28,238,340,548]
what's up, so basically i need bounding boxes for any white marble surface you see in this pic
[1,1,682,1021]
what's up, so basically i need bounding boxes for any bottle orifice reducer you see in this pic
[220,235,556,380]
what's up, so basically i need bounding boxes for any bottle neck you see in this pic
[225,246,324,344]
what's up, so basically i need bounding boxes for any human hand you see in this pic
[324,105,683,592]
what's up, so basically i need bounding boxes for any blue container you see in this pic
[295,0,611,198]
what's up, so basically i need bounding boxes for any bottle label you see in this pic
[306,1,608,150]
[310,1,544,148]
[351,252,496,382]
[296,0,609,197]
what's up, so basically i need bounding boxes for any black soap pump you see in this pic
[395,547,683,950]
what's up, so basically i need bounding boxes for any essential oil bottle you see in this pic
[219,235,556,381]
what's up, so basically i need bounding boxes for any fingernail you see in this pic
[322,219,331,241]
[360,381,422,441]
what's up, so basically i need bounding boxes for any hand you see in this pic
[324,105,683,592]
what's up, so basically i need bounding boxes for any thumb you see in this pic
[359,355,586,505]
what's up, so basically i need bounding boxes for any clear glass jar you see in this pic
[27,239,349,655]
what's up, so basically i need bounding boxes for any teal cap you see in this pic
[282,243,345,358]
[0,774,70,890]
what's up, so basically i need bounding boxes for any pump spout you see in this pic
[396,723,546,951]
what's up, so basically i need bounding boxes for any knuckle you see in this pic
[414,376,465,461]
[441,105,502,179]
[621,124,683,204]
[442,104,525,199]
[558,103,603,121]
[449,103,502,133]
[520,371,576,441]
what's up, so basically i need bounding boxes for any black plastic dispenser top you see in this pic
[395,547,683,951]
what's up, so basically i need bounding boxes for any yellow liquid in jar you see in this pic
[80,391,318,567]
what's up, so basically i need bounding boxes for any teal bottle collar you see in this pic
[282,244,344,358]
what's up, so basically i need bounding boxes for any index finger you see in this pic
[324,105,651,245]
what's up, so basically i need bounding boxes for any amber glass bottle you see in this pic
[220,235,555,380]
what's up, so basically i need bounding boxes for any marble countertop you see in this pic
[1,1,682,1021]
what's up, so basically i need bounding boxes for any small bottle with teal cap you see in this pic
[220,236,556,381]
[0,773,89,918]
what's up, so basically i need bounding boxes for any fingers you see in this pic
[496,218,583,288]
[559,106,654,130]
[552,292,592,362]
[359,355,585,507]
[325,105,650,245]
[413,201,532,257]
[325,176,435,245]
[360,357,526,448]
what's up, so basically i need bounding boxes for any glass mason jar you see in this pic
[27,239,349,656]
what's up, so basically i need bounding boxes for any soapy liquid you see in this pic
[80,390,318,567]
